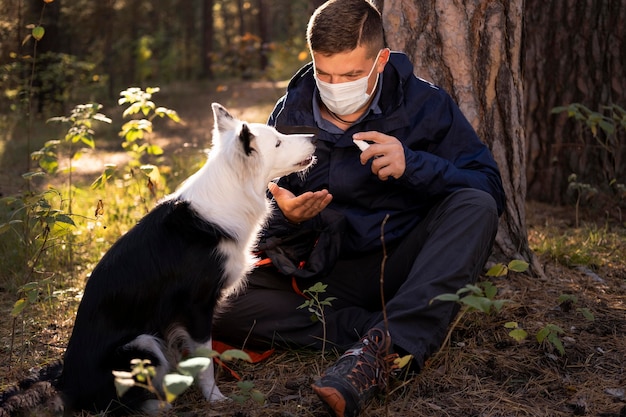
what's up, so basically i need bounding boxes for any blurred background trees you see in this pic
[0,0,320,107]
[0,0,624,268]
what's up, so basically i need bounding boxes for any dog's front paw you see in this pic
[197,361,228,402]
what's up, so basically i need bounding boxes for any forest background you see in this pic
[0,1,625,416]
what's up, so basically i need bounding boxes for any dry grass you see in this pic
[1,81,625,417]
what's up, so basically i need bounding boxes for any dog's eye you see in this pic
[275,139,281,148]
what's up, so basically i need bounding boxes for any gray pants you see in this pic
[213,189,499,369]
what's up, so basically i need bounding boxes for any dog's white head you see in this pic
[211,103,316,184]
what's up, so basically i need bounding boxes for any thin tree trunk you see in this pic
[202,0,215,79]
[382,0,541,274]
[258,0,269,70]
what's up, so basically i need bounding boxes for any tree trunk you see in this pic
[382,0,541,274]
[257,0,269,70]
[94,0,116,99]
[202,0,215,79]
[524,1,626,204]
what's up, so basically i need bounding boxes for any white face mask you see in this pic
[315,50,381,116]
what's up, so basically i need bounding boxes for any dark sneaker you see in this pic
[311,328,399,417]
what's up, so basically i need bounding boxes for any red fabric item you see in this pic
[211,340,275,380]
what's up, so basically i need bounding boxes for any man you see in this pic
[213,1,506,416]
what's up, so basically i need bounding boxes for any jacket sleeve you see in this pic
[399,90,506,216]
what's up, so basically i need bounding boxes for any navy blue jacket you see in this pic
[264,52,505,256]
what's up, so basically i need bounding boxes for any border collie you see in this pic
[0,103,315,416]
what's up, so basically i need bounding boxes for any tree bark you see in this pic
[382,0,541,274]
[524,1,626,204]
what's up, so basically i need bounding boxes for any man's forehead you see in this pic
[313,48,371,74]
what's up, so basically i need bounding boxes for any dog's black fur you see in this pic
[59,200,231,414]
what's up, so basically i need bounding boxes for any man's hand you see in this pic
[354,131,406,181]
[268,182,333,224]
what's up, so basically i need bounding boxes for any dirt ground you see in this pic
[1,80,625,417]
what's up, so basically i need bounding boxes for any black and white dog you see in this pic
[56,103,315,414]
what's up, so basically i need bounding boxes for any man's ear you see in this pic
[377,48,390,72]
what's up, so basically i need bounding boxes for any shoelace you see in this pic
[346,328,399,393]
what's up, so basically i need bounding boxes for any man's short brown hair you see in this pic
[307,0,385,58]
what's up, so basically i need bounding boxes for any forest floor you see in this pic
[1,80,625,417]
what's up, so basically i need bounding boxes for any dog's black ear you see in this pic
[212,102,237,133]
[238,123,254,156]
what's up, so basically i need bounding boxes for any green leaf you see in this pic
[577,307,595,321]
[307,282,328,293]
[548,334,565,355]
[123,102,143,117]
[22,171,47,179]
[249,389,265,404]
[230,394,247,404]
[93,113,112,124]
[536,327,549,343]
[140,164,156,175]
[486,263,508,277]
[508,328,528,342]
[460,295,491,313]
[193,347,219,358]
[550,106,568,114]
[163,373,194,402]
[430,293,460,304]
[558,293,577,304]
[11,298,27,317]
[504,321,519,329]
[465,284,482,295]
[80,136,96,149]
[146,144,164,155]
[32,25,45,41]
[491,299,510,312]
[508,259,529,273]
[598,119,615,135]
[54,214,76,226]
[0,221,17,235]
[27,289,38,303]
[482,281,497,299]
[113,373,135,397]
[177,357,211,377]
[237,380,255,392]
[220,349,252,362]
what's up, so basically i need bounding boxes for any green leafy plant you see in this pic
[567,174,598,228]
[504,322,528,343]
[298,282,337,357]
[557,294,595,321]
[230,380,265,405]
[92,87,181,210]
[1,189,75,294]
[117,86,179,167]
[484,259,530,278]
[432,280,509,314]
[35,103,112,211]
[536,323,565,356]
[114,348,256,406]
[552,103,626,218]
[431,260,529,351]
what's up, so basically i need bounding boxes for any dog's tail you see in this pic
[0,360,64,417]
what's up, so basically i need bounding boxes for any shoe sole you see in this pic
[311,384,347,417]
